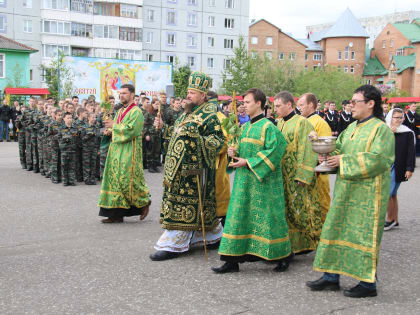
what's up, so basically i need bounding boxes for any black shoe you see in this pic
[76,179,84,182]
[40,172,46,176]
[306,277,340,291]
[33,168,39,173]
[207,241,220,250]
[211,262,239,274]
[273,260,289,272]
[295,250,314,255]
[153,166,161,173]
[343,284,377,298]
[384,220,397,231]
[63,182,69,186]
[148,167,158,173]
[45,174,50,178]
[22,165,27,169]
[69,182,76,186]
[150,250,180,261]
[27,167,33,171]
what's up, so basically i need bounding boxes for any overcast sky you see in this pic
[249,0,420,39]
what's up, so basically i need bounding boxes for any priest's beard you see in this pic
[184,101,195,114]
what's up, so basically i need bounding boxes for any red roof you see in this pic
[4,88,50,95]
[387,97,420,103]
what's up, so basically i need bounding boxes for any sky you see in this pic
[249,0,420,39]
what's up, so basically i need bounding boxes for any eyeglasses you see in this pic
[350,99,366,105]
[392,116,403,120]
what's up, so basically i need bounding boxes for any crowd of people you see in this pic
[2,71,419,299]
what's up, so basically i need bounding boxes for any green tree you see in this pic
[40,52,74,100]
[221,36,257,95]
[172,59,191,98]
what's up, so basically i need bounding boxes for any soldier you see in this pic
[22,97,36,171]
[73,108,87,182]
[40,105,52,177]
[48,109,64,184]
[96,103,114,179]
[15,104,26,169]
[43,105,55,178]
[144,98,162,173]
[58,112,78,186]
[34,100,47,176]
[31,99,44,173]
[81,113,100,185]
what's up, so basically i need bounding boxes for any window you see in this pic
[289,52,296,60]
[344,46,349,60]
[351,51,355,60]
[167,11,176,25]
[208,16,215,27]
[224,59,231,69]
[148,9,154,22]
[251,51,257,59]
[207,57,214,68]
[350,66,354,73]
[265,51,272,60]
[119,49,141,60]
[23,0,32,8]
[278,52,284,60]
[305,53,308,61]
[266,37,272,45]
[43,0,69,10]
[71,0,93,14]
[338,51,342,60]
[93,48,118,58]
[71,22,93,37]
[167,55,175,63]
[390,39,394,48]
[187,34,197,48]
[367,79,371,85]
[344,66,348,73]
[43,44,70,57]
[0,54,4,78]
[146,54,153,61]
[120,4,138,18]
[93,2,119,16]
[188,0,197,5]
[42,20,71,35]
[119,27,141,42]
[146,32,153,44]
[23,20,32,33]
[251,36,258,44]
[396,49,404,56]
[93,25,118,39]
[187,56,195,67]
[187,13,197,26]
[224,39,234,49]
[225,0,235,8]
[0,15,5,32]
[167,33,176,46]
[382,40,386,48]
[304,65,308,71]
[225,18,234,29]
[30,69,33,81]
[72,47,89,57]
[208,36,215,47]
[209,0,216,6]
[313,53,322,61]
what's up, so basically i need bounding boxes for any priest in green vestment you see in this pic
[212,88,292,274]
[150,72,225,261]
[307,85,394,298]
[274,91,322,254]
[98,84,151,223]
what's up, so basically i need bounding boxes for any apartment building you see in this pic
[142,0,249,90]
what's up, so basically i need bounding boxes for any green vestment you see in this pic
[218,118,292,260]
[98,106,150,209]
[313,117,394,283]
[160,102,225,231]
[277,114,322,253]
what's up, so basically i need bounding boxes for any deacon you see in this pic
[150,72,225,261]
[307,85,394,298]
[274,91,322,255]
[212,88,292,274]
[98,84,151,223]
[298,93,332,223]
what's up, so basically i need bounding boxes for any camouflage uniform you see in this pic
[58,124,78,186]
[40,114,52,177]
[30,109,40,172]
[15,111,26,169]
[48,120,63,183]
[81,123,100,184]
[161,107,182,160]
[143,110,162,172]
[72,118,85,182]
[22,108,33,170]
[96,111,114,179]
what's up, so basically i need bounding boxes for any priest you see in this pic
[98,84,151,223]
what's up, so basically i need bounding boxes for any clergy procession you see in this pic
[88,69,416,300]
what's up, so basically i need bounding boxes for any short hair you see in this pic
[142,97,150,104]
[342,100,350,106]
[72,96,79,100]
[393,108,404,115]
[88,112,96,118]
[140,92,146,96]
[134,94,139,98]
[207,91,218,99]
[46,97,53,101]
[64,112,73,118]
[76,108,86,116]
[55,109,63,115]
[108,96,115,100]
[243,88,266,109]
[121,84,135,93]
[29,96,36,100]
[151,97,160,104]
[354,84,383,120]
[274,91,294,107]
[302,93,318,110]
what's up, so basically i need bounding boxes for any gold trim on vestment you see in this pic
[246,159,262,182]
[357,152,368,178]
[257,151,275,171]
[241,138,264,145]
[222,233,289,244]
[366,122,382,152]
[313,267,374,283]
[371,174,382,283]
[217,251,292,261]
[297,164,314,172]
[319,238,374,253]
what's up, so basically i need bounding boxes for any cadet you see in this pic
[22,97,36,171]
[48,109,64,184]
[143,98,162,173]
[40,105,52,177]
[96,105,114,179]
[31,99,45,173]
[73,108,87,182]
[15,104,26,169]
[43,105,55,178]
[81,112,100,185]
[58,112,78,186]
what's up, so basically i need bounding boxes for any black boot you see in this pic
[306,277,340,291]
[211,262,239,274]
[273,259,289,272]
[343,284,377,298]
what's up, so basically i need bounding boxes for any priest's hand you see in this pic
[227,146,237,158]
[326,155,341,168]
[104,129,112,136]
[318,154,326,164]
[230,156,246,168]
[154,117,163,129]
[104,119,114,129]
[405,171,413,180]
